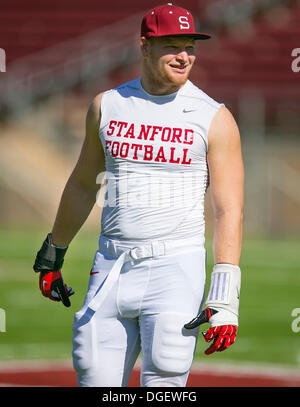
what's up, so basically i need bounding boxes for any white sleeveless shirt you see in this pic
[99,78,223,242]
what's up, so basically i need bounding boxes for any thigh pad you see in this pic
[151,312,198,374]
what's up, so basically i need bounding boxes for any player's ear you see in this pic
[140,36,150,58]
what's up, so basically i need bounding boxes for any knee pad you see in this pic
[151,312,198,374]
[72,310,97,376]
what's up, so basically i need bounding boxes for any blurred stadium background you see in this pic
[0,0,300,386]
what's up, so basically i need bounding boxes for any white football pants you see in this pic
[72,234,206,387]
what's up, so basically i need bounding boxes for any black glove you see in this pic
[33,233,68,273]
[184,307,218,329]
[34,233,74,307]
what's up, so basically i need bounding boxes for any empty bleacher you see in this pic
[0,0,299,230]
[1,0,299,133]
[1,0,199,64]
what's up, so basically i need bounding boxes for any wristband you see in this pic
[33,233,68,273]
[51,243,68,249]
[205,263,241,327]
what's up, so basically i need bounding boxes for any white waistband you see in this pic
[99,234,205,260]
[87,234,205,313]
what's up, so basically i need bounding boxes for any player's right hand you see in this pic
[33,233,74,307]
[39,270,74,307]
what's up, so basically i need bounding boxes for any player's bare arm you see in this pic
[185,106,244,355]
[33,93,105,307]
[51,93,105,247]
[207,105,244,266]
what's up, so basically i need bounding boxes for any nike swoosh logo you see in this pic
[42,280,48,292]
[183,108,197,113]
[90,271,99,275]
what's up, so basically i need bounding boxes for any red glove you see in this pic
[39,270,74,307]
[184,307,237,355]
[202,323,237,355]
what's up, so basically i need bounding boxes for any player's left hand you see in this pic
[184,307,237,355]
[39,270,74,307]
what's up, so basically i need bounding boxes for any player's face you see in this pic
[142,36,196,93]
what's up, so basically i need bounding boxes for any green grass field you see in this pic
[0,228,299,368]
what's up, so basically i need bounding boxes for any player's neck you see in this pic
[141,73,184,96]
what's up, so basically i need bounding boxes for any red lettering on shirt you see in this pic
[171,128,182,143]
[105,140,112,154]
[184,129,194,145]
[104,120,196,165]
[181,148,191,165]
[116,121,128,137]
[169,147,180,164]
[138,124,152,141]
[143,145,153,161]
[124,123,135,138]
[161,127,171,142]
[131,143,143,160]
[151,126,162,141]
[120,142,130,158]
[154,146,167,162]
[111,141,120,157]
[107,120,117,136]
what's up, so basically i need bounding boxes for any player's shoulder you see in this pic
[209,104,240,140]
[89,78,139,106]
[103,78,141,99]
[87,92,104,124]
[90,78,142,114]
[181,80,223,111]
[88,78,141,123]
[114,77,141,91]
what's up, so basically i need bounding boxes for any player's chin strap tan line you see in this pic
[184,263,241,354]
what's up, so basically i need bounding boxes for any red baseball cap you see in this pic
[141,3,211,40]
